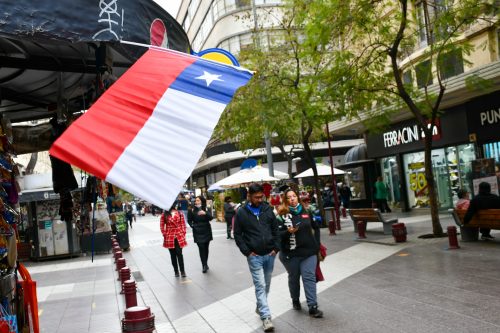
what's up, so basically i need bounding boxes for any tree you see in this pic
[296,0,497,236]
[216,3,349,221]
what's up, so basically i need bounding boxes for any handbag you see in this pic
[315,262,324,282]
[317,243,327,262]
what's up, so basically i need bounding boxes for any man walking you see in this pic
[234,183,280,332]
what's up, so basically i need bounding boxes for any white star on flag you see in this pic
[195,71,223,87]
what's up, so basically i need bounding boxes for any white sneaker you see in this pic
[262,318,274,332]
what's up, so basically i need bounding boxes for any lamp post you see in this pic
[252,0,274,177]
[326,122,341,232]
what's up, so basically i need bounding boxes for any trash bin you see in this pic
[391,223,407,242]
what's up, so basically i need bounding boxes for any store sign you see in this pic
[466,91,500,142]
[479,107,500,126]
[366,107,468,159]
[382,120,441,148]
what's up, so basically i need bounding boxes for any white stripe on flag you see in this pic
[106,88,226,209]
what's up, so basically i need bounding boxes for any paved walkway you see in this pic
[26,212,500,332]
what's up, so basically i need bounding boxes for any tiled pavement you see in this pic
[26,212,500,332]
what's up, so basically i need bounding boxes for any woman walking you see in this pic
[160,202,187,277]
[188,196,213,273]
[224,196,236,239]
[277,188,323,318]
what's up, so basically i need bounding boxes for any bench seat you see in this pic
[347,208,398,235]
[448,209,500,241]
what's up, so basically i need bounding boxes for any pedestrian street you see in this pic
[30,213,500,332]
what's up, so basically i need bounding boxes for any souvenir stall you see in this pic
[0,124,38,332]
[18,189,80,260]
[79,178,129,253]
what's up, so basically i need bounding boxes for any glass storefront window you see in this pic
[455,143,476,203]
[404,151,429,208]
[483,141,500,163]
[403,144,476,210]
[380,156,401,209]
[343,166,366,200]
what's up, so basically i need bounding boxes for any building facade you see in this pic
[177,0,359,191]
[328,3,500,211]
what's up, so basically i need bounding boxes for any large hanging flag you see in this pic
[50,48,253,210]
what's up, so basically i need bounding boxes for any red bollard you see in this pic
[336,218,342,231]
[114,251,123,263]
[392,223,407,243]
[447,226,460,250]
[116,258,126,272]
[119,266,131,282]
[342,207,347,218]
[121,306,155,333]
[123,280,138,309]
[357,221,367,239]
[328,220,336,235]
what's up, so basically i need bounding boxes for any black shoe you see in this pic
[174,272,180,277]
[202,265,209,273]
[481,235,495,240]
[309,306,323,318]
[292,299,301,310]
[181,271,187,278]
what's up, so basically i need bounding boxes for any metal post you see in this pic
[265,132,274,177]
[252,0,274,177]
[325,122,341,227]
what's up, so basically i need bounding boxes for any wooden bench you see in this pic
[448,208,500,241]
[347,208,398,235]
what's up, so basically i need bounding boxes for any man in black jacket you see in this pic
[234,183,280,333]
[464,182,500,240]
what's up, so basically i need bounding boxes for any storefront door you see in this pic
[380,156,401,209]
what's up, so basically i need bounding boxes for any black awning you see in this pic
[0,0,191,125]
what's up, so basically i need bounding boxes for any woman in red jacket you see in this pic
[160,201,188,277]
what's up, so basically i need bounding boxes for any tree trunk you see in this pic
[302,137,325,225]
[424,135,444,236]
[277,142,294,179]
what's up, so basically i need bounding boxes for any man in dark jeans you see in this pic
[464,182,500,240]
[234,183,280,332]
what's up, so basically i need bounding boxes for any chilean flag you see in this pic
[50,48,252,210]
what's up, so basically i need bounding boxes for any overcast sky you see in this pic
[154,0,181,17]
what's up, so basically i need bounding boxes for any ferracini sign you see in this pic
[383,120,441,148]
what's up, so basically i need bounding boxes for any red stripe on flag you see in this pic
[49,49,196,179]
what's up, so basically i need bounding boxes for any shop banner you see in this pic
[50,48,253,210]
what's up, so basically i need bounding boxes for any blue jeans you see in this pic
[279,253,318,308]
[247,254,275,319]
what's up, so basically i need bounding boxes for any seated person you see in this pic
[455,189,470,210]
[464,182,500,240]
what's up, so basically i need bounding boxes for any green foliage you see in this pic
[217,2,352,152]
[291,0,496,234]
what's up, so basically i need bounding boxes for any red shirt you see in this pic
[456,199,470,210]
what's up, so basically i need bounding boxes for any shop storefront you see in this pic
[366,105,472,211]
[466,91,500,164]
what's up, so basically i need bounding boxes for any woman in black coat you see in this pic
[188,196,213,273]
